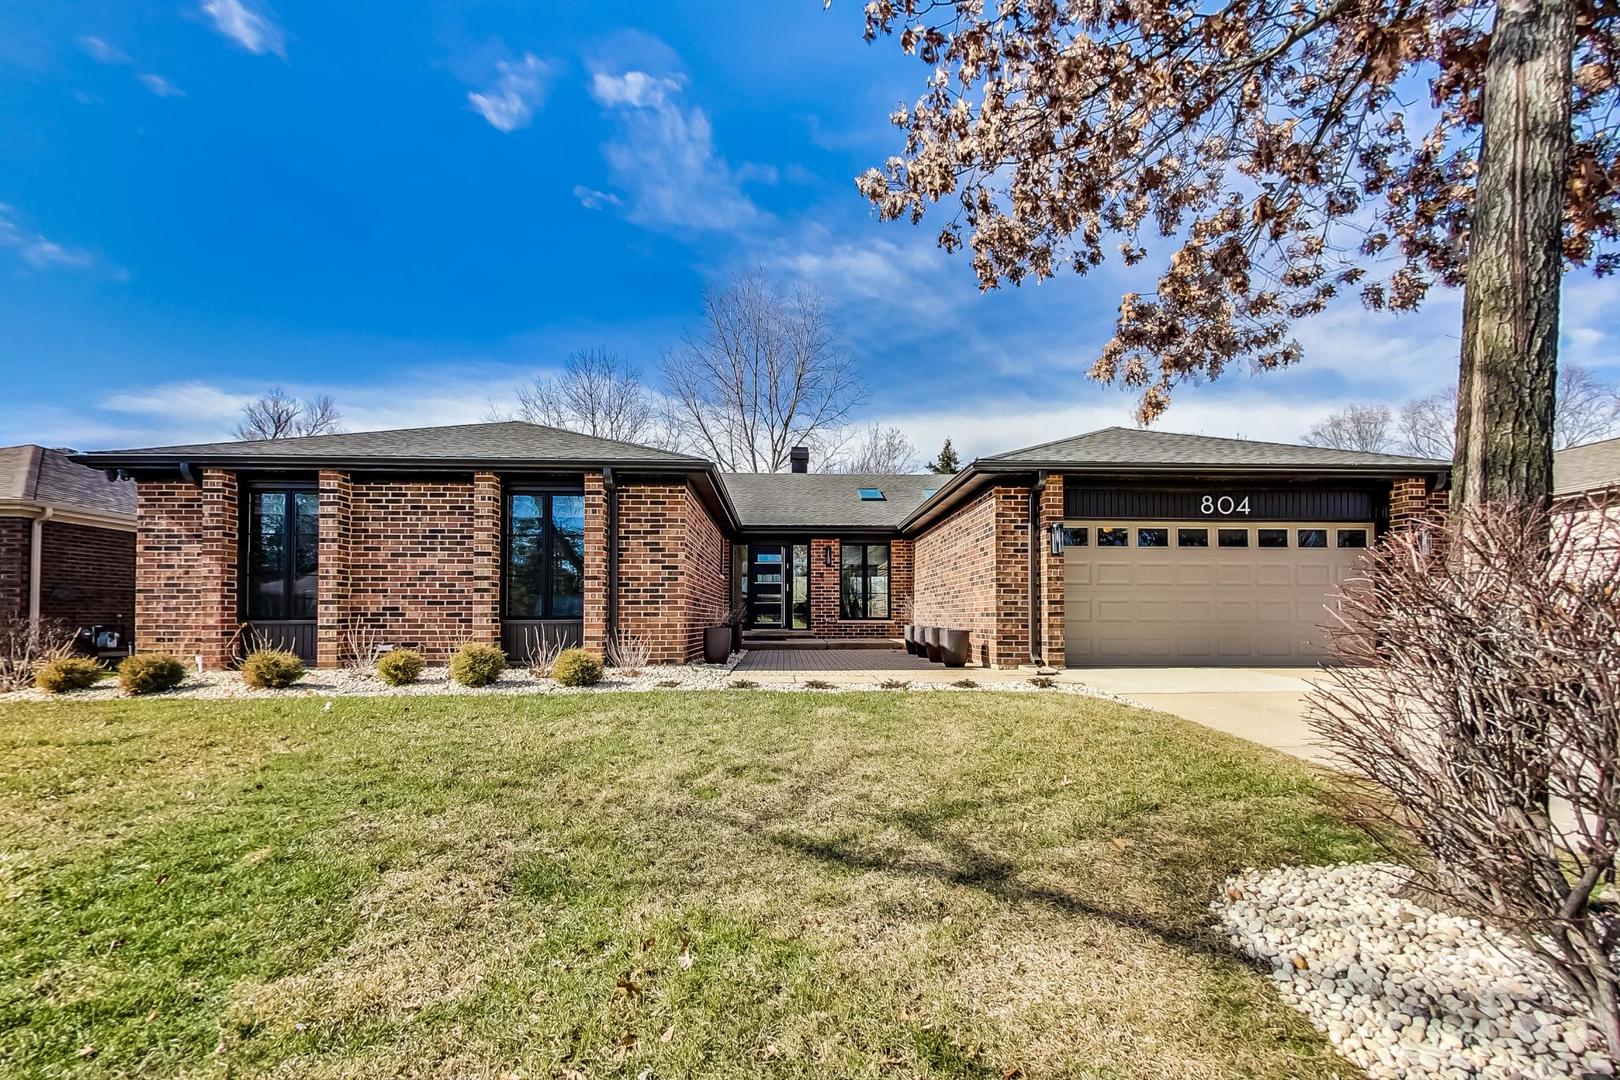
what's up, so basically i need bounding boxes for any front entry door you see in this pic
[747,545,788,629]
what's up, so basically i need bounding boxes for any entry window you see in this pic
[247,489,318,620]
[506,491,586,618]
[1298,529,1328,548]
[1337,528,1368,548]
[1177,528,1209,547]
[1137,528,1168,547]
[791,544,809,628]
[841,543,889,620]
[1217,528,1249,548]
[1097,527,1129,547]
[1257,529,1289,548]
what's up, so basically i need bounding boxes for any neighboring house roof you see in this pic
[1555,436,1620,496]
[721,472,939,529]
[0,444,135,520]
[983,426,1447,470]
[74,421,710,468]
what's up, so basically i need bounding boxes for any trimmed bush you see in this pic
[376,648,424,686]
[118,653,186,696]
[34,656,103,694]
[551,648,603,687]
[449,642,507,687]
[241,648,305,689]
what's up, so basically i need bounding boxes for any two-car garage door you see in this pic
[1063,521,1374,666]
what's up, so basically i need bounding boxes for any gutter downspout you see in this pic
[1029,471,1046,669]
[602,467,618,649]
[28,507,52,632]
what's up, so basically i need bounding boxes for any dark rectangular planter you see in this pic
[704,625,732,664]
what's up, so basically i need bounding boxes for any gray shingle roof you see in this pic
[984,426,1448,470]
[0,445,135,517]
[721,472,940,529]
[1556,437,1620,496]
[75,421,708,467]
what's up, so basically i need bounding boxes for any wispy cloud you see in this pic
[0,203,119,276]
[138,73,185,98]
[586,56,761,232]
[78,35,128,64]
[573,185,622,211]
[467,53,552,132]
[200,0,286,59]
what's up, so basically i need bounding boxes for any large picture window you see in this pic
[247,488,319,620]
[840,542,889,620]
[506,491,586,619]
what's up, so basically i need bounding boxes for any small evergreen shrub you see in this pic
[803,679,834,690]
[551,648,603,687]
[241,648,305,689]
[118,653,186,696]
[34,656,102,694]
[376,648,424,686]
[449,642,507,687]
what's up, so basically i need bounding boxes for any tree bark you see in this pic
[1452,0,1574,509]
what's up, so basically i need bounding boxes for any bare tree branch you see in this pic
[493,348,673,447]
[235,388,346,441]
[829,424,920,473]
[1302,404,1394,452]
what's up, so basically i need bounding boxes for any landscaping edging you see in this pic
[1213,863,1615,1079]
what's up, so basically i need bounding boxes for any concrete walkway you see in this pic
[1074,667,1338,766]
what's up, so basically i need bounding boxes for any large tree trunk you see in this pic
[1452,0,1574,509]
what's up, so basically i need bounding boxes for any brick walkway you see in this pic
[732,648,950,673]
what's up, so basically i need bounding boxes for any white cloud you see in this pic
[467,53,551,133]
[573,185,622,211]
[200,0,286,59]
[138,73,185,98]
[78,35,128,64]
[100,381,253,424]
[586,61,760,232]
[0,204,110,275]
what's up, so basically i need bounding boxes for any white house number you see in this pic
[1200,495,1252,516]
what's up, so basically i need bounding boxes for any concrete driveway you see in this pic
[1075,667,1339,766]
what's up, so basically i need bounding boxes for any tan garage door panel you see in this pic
[1064,521,1372,666]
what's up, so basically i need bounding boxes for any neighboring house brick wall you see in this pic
[806,537,914,639]
[912,485,1030,668]
[135,471,239,667]
[0,518,27,621]
[615,482,730,663]
[38,521,135,631]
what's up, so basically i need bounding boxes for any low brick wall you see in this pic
[613,482,730,663]
[911,485,1031,668]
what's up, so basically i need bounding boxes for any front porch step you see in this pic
[742,636,902,651]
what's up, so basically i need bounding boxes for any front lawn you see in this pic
[0,691,1376,1078]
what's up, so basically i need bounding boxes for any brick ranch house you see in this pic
[74,422,1450,669]
[0,444,136,640]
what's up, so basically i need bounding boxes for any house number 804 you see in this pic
[1201,495,1251,515]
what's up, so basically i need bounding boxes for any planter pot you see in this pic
[703,625,732,665]
[938,629,971,668]
[924,626,944,663]
[904,624,919,655]
[731,623,743,656]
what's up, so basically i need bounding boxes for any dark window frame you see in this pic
[1298,528,1329,549]
[1176,527,1209,547]
[242,482,319,622]
[1257,528,1290,548]
[1337,528,1369,548]
[502,485,587,621]
[840,541,891,621]
[1136,527,1169,547]
[1097,527,1130,547]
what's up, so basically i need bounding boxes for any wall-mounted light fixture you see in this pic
[823,544,835,567]
[1048,524,1066,556]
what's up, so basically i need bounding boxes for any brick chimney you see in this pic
[790,446,809,473]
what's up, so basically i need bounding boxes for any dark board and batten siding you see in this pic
[1063,486,1383,523]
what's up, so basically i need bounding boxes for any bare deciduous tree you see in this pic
[494,348,668,446]
[1396,367,1620,460]
[661,272,865,472]
[1398,388,1462,460]
[831,424,919,473]
[1308,501,1620,1052]
[851,0,1616,504]
[235,389,345,441]
[1302,405,1395,453]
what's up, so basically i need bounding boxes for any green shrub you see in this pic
[34,656,102,694]
[241,648,305,689]
[376,648,424,686]
[118,653,186,696]
[551,648,603,687]
[449,642,507,687]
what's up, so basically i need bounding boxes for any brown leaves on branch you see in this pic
[854,0,1620,422]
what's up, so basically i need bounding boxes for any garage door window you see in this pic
[1258,528,1288,548]
[1298,529,1328,548]
[1337,528,1368,548]
[1098,527,1129,547]
[1177,528,1209,547]
[1217,528,1249,547]
[1137,528,1168,547]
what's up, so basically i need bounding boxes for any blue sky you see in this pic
[2,0,1617,462]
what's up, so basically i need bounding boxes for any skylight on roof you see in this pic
[922,488,938,498]
[858,487,885,501]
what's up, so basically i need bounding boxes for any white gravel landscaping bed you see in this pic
[1213,863,1615,1079]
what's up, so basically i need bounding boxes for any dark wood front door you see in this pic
[747,545,788,629]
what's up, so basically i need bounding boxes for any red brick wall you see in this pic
[911,485,1032,668]
[315,471,352,667]
[1035,475,1065,668]
[39,521,135,630]
[582,471,608,657]
[0,518,27,621]
[135,471,239,667]
[1390,475,1448,532]
[805,537,913,639]
[615,482,730,663]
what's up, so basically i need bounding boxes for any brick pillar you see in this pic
[809,538,840,631]
[1037,474,1065,669]
[890,538,914,630]
[316,470,351,668]
[992,485,1031,668]
[1389,476,1433,533]
[472,472,502,645]
[199,469,239,669]
[581,471,607,658]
